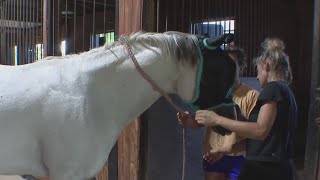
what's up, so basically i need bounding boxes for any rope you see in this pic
[124,43,189,180]
[181,127,186,180]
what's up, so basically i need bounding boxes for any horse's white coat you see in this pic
[0,32,199,180]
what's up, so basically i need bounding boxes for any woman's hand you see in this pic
[177,112,202,128]
[203,150,225,164]
[195,110,221,126]
[177,111,189,127]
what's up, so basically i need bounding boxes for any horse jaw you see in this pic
[175,61,198,102]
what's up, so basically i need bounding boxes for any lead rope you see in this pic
[123,43,190,180]
[182,127,186,180]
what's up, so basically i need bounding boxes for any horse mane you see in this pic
[39,31,199,66]
[106,31,200,66]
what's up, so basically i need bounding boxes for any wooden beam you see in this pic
[0,20,41,28]
[142,0,155,31]
[43,0,48,57]
[43,0,53,57]
[118,0,142,35]
[117,0,143,180]
[304,0,320,179]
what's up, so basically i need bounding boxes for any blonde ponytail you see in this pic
[255,38,293,84]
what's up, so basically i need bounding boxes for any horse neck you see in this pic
[84,45,178,129]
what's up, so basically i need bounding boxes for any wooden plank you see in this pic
[132,0,142,32]
[142,0,155,31]
[42,0,48,57]
[43,0,54,57]
[96,162,108,180]
[123,0,132,34]
[118,0,133,35]
[118,125,130,180]
[304,0,320,178]
[117,118,140,180]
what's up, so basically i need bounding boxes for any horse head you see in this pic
[161,31,202,103]
[192,33,237,109]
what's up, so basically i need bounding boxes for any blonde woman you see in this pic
[195,38,297,180]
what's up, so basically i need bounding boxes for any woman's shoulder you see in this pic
[259,81,287,102]
[262,80,289,92]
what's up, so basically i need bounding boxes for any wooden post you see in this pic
[142,0,156,32]
[42,0,48,57]
[42,0,53,57]
[117,0,143,180]
[304,0,320,179]
[118,0,142,35]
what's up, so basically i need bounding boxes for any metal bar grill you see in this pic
[155,0,273,77]
[0,0,42,65]
[1,0,116,65]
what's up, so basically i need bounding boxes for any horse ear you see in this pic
[205,33,235,47]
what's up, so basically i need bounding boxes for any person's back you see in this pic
[236,38,297,180]
[246,80,297,162]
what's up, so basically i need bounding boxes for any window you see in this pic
[191,19,235,36]
[14,45,18,66]
[36,44,44,60]
[61,40,66,56]
[91,32,115,48]
[14,43,43,64]
[191,19,235,48]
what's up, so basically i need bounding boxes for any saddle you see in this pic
[205,103,239,152]
[208,103,238,135]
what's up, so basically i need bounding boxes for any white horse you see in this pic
[0,31,202,180]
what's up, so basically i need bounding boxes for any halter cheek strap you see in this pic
[183,45,204,104]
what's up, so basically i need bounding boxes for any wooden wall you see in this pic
[304,0,320,178]
[47,4,115,56]
[147,0,314,171]
[117,0,316,178]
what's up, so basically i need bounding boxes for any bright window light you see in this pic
[191,19,235,48]
[36,44,44,60]
[61,40,66,56]
[93,32,115,48]
[191,19,235,36]
[14,45,18,66]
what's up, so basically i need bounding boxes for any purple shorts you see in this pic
[203,155,245,180]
